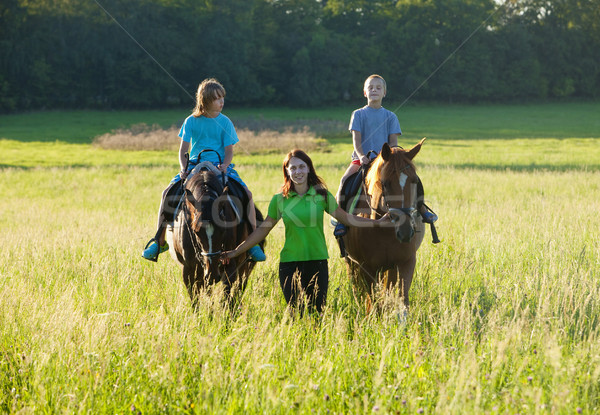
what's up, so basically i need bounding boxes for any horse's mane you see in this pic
[187,169,224,194]
[186,170,225,222]
[365,147,416,196]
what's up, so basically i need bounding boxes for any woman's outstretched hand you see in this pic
[220,250,237,264]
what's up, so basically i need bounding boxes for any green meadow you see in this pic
[1,102,599,414]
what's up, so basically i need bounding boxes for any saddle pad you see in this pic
[340,170,363,211]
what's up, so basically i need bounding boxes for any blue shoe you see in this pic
[421,210,438,224]
[142,240,169,261]
[248,245,266,262]
[334,222,347,237]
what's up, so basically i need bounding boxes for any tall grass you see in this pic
[92,123,329,154]
[1,104,600,413]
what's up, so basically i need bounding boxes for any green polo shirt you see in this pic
[267,187,338,262]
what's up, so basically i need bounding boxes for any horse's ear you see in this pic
[407,137,426,160]
[381,143,392,161]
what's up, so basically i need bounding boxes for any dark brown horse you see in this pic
[342,140,427,309]
[167,164,264,307]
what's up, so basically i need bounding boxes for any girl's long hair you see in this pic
[281,149,328,197]
[192,78,226,117]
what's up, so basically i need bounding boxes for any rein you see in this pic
[367,155,419,244]
[182,191,223,262]
[370,159,415,214]
[182,187,254,275]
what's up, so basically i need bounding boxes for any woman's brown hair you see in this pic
[281,149,328,197]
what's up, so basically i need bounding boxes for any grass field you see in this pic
[1,102,600,414]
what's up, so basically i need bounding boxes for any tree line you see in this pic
[1,0,598,112]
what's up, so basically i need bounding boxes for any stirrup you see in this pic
[142,238,168,262]
[420,204,438,224]
[142,239,159,262]
[421,210,438,224]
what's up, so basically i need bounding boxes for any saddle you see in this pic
[184,161,250,227]
[223,177,250,226]
[335,163,372,257]
[338,162,372,212]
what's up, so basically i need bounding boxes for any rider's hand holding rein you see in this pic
[217,144,234,173]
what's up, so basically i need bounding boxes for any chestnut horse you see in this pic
[342,140,427,309]
[167,163,264,308]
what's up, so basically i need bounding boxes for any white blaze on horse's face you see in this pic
[204,223,215,254]
[399,172,408,190]
[396,172,408,207]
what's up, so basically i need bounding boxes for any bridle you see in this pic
[182,184,223,263]
[372,153,418,242]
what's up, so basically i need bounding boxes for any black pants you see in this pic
[279,260,329,314]
[154,179,185,241]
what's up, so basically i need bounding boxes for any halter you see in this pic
[181,148,228,262]
[371,151,419,242]
[182,183,223,262]
[371,158,415,214]
[182,179,255,275]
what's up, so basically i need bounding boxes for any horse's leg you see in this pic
[346,259,364,309]
[377,267,399,314]
[399,256,417,309]
[230,261,252,316]
[184,262,205,309]
[382,267,398,290]
[234,261,251,300]
[221,262,238,305]
[182,264,197,308]
[358,263,379,315]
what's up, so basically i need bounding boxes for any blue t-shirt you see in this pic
[178,113,239,164]
[349,106,401,161]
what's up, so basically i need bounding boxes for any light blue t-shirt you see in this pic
[178,113,239,165]
[349,106,401,161]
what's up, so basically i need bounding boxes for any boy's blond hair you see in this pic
[364,74,387,94]
[192,78,226,117]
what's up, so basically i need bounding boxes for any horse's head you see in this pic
[366,139,425,243]
[183,170,229,279]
